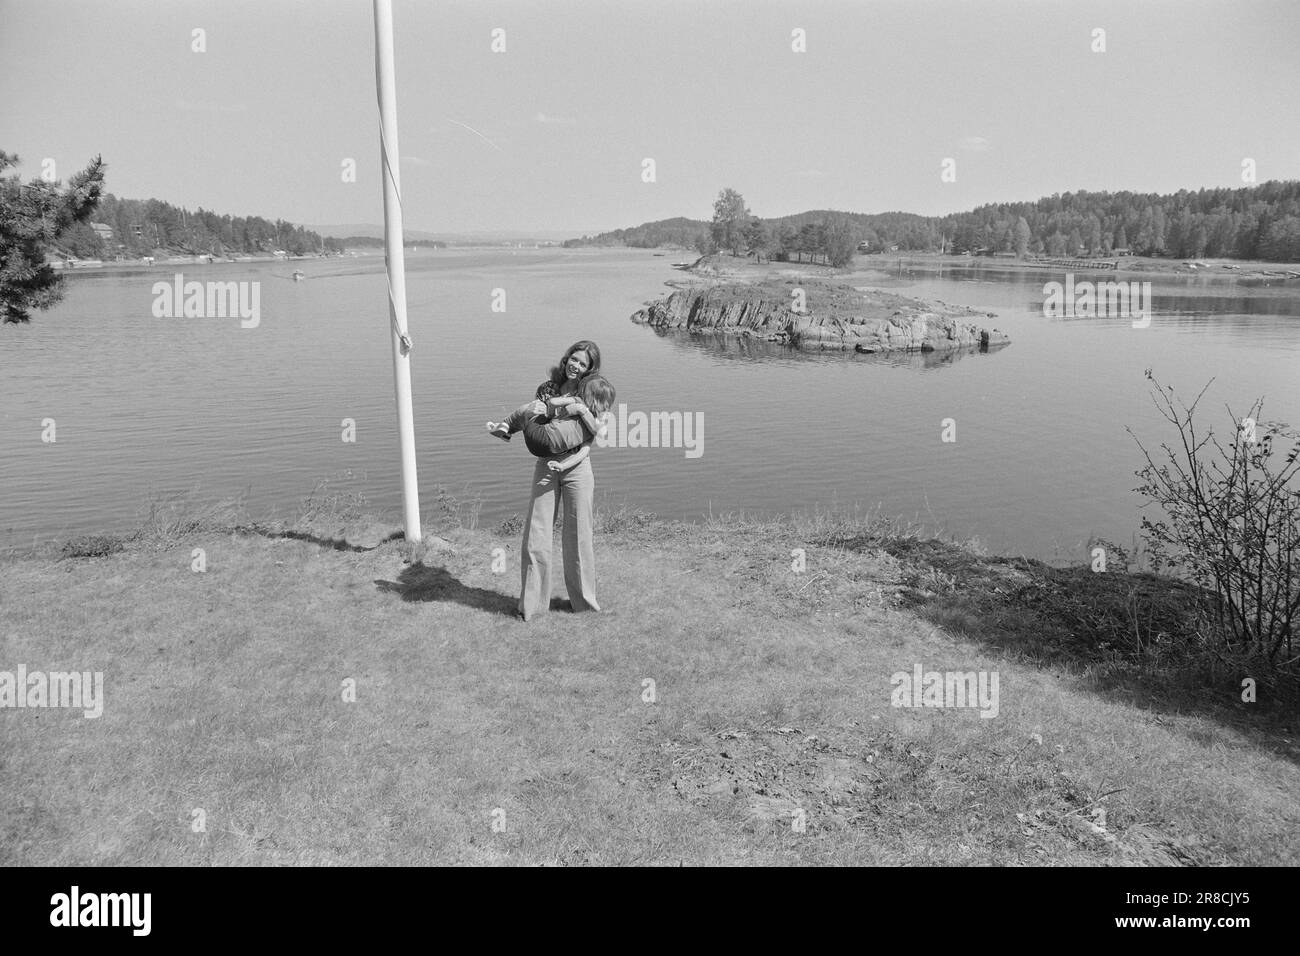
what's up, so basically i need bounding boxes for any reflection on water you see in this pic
[863,260,1300,318]
[645,326,1011,371]
[2,249,1297,567]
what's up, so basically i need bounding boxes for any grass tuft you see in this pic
[59,534,125,559]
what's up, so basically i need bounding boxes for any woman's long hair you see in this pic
[547,340,602,391]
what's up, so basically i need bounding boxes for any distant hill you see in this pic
[560,212,931,253]
[562,217,708,249]
[563,181,1300,262]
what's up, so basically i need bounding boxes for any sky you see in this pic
[2,0,1298,236]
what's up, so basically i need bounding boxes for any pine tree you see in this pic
[743,218,770,260]
[1013,217,1031,258]
[1,151,106,324]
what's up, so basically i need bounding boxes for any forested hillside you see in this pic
[565,181,1300,262]
[56,193,342,259]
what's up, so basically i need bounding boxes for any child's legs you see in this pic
[503,403,536,434]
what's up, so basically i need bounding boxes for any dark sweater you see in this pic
[522,412,589,458]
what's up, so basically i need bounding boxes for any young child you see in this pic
[487,375,616,473]
[488,342,597,441]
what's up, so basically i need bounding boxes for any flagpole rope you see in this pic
[376,67,412,355]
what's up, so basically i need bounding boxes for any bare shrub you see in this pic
[1127,370,1300,679]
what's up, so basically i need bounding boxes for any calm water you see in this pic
[2,249,1298,565]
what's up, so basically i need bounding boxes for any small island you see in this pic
[631,254,1010,354]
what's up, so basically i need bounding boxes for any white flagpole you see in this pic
[373,0,421,543]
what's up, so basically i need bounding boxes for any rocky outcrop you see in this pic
[631,278,1010,353]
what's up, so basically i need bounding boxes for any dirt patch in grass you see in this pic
[59,534,126,559]
[619,719,1218,865]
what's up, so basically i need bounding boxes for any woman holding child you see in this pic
[485,340,615,621]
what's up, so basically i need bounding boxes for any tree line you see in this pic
[566,180,1300,263]
[57,192,344,259]
[937,181,1300,260]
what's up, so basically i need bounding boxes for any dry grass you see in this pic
[1,492,1297,865]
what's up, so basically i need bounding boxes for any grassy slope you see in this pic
[2,513,1297,866]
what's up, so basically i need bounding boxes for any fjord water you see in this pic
[2,248,1297,566]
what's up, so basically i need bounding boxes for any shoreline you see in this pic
[48,252,356,274]
[675,250,1300,283]
[47,245,595,277]
[829,251,1300,282]
[0,502,1109,573]
[50,246,1300,282]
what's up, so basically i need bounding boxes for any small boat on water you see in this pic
[292,270,305,282]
